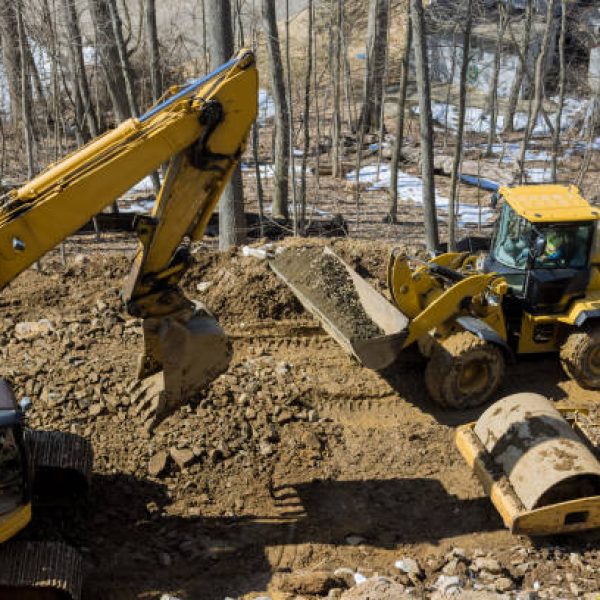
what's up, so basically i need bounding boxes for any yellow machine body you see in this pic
[0,52,258,597]
[456,393,600,535]
[388,184,600,369]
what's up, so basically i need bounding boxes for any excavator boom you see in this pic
[0,50,258,426]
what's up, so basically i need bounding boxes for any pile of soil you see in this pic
[271,247,384,340]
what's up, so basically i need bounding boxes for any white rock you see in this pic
[196,282,213,292]
[354,573,367,584]
[395,558,422,576]
[345,535,366,546]
[15,319,54,340]
[242,246,268,259]
[434,575,463,596]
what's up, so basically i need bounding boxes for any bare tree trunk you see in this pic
[358,0,389,133]
[206,0,246,249]
[449,0,473,251]
[504,0,532,133]
[88,0,131,121]
[0,4,22,127]
[62,0,98,139]
[146,0,160,102]
[388,2,412,224]
[551,0,566,183]
[285,0,298,234]
[299,0,313,232]
[517,0,556,178]
[108,0,139,117]
[486,7,508,156]
[16,0,35,179]
[261,0,289,220]
[411,0,438,253]
[331,0,342,178]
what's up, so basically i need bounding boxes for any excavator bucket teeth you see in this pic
[456,393,600,535]
[0,541,83,600]
[132,305,231,427]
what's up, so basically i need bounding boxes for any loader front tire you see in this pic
[560,325,600,389]
[425,332,504,409]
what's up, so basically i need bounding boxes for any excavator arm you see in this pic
[0,49,258,424]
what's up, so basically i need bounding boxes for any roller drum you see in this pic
[474,393,600,511]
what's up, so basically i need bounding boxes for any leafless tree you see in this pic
[206,0,247,249]
[411,0,438,253]
[359,0,389,133]
[449,0,473,251]
[551,0,566,183]
[388,2,412,224]
[261,0,290,219]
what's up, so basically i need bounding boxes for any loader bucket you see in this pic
[456,393,600,535]
[270,246,410,370]
[132,302,231,427]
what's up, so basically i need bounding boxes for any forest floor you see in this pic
[4,231,600,600]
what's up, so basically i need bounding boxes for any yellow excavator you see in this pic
[273,184,600,535]
[0,50,257,598]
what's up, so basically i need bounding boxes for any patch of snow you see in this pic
[258,89,275,125]
[346,164,495,226]
[127,175,155,194]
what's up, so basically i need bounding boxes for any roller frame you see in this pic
[456,412,600,535]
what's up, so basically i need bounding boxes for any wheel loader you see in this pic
[272,183,600,535]
[0,50,257,597]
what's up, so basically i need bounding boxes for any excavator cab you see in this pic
[0,380,29,542]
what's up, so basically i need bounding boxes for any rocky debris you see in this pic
[271,570,349,595]
[15,318,54,340]
[340,576,409,599]
[271,247,384,340]
[169,447,195,470]
[148,451,169,477]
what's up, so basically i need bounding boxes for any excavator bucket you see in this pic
[131,302,231,427]
[270,246,410,370]
[456,393,600,535]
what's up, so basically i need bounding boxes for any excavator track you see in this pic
[0,540,83,599]
[27,430,92,504]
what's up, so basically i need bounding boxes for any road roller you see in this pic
[456,393,600,536]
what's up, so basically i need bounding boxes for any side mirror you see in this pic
[532,235,546,259]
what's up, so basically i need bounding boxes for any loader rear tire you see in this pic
[425,332,504,409]
[560,325,600,389]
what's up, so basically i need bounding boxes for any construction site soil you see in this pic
[4,236,600,599]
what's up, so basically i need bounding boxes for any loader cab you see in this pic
[484,185,599,314]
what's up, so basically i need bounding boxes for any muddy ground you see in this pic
[3,236,600,599]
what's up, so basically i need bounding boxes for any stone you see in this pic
[271,570,347,595]
[89,403,104,417]
[148,451,169,477]
[341,577,408,599]
[170,447,195,469]
[196,282,213,292]
[345,535,366,546]
[495,577,514,592]
[15,319,54,340]
[394,558,422,577]
[433,575,463,596]
[472,557,503,575]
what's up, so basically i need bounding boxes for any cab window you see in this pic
[491,203,533,270]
